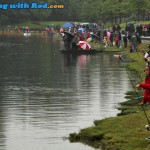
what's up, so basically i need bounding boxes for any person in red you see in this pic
[135,66,150,104]
[86,30,90,39]
[79,33,84,41]
[114,34,119,48]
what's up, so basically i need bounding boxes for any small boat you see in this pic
[23,33,31,36]
[60,49,96,55]
[113,54,122,58]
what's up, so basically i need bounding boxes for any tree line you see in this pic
[0,0,150,25]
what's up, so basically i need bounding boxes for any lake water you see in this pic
[0,35,131,150]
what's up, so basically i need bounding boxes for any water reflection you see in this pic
[0,35,130,150]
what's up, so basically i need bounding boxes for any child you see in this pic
[135,66,150,104]
[103,37,107,47]
[114,34,119,48]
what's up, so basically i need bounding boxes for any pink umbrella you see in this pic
[78,41,91,50]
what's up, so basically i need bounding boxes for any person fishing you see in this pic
[119,56,150,139]
[135,66,150,105]
[144,45,150,66]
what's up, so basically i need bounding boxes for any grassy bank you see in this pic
[69,43,150,150]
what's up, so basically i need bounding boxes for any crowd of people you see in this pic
[59,24,98,50]
[4,23,150,52]
[58,24,150,106]
[59,24,150,52]
[126,23,150,37]
[103,24,143,53]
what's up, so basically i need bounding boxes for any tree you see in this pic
[129,0,147,21]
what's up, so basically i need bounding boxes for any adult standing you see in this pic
[110,31,114,47]
[143,24,148,36]
[123,33,128,48]
[112,25,116,33]
[118,31,122,48]
[125,25,130,33]
[116,24,121,32]
[139,25,143,36]
[130,33,137,52]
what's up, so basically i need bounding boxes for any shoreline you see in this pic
[68,42,150,150]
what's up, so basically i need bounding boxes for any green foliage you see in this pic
[69,109,150,149]
[0,0,150,25]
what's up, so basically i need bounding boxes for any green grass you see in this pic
[69,109,150,150]
[69,42,150,150]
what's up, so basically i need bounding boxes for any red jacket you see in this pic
[79,35,84,41]
[115,36,119,42]
[140,76,150,103]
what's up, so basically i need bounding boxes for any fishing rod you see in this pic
[119,55,150,128]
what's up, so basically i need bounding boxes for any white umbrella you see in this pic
[78,41,91,50]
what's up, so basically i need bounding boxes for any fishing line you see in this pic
[119,55,150,126]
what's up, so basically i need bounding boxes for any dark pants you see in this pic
[124,41,127,48]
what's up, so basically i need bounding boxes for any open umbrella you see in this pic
[78,41,91,50]
[62,22,73,28]
[64,31,74,38]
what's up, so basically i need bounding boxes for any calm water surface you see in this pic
[0,35,131,150]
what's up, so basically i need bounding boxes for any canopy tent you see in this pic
[81,22,89,26]
[61,22,74,28]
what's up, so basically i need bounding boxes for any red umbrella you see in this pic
[78,41,91,50]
